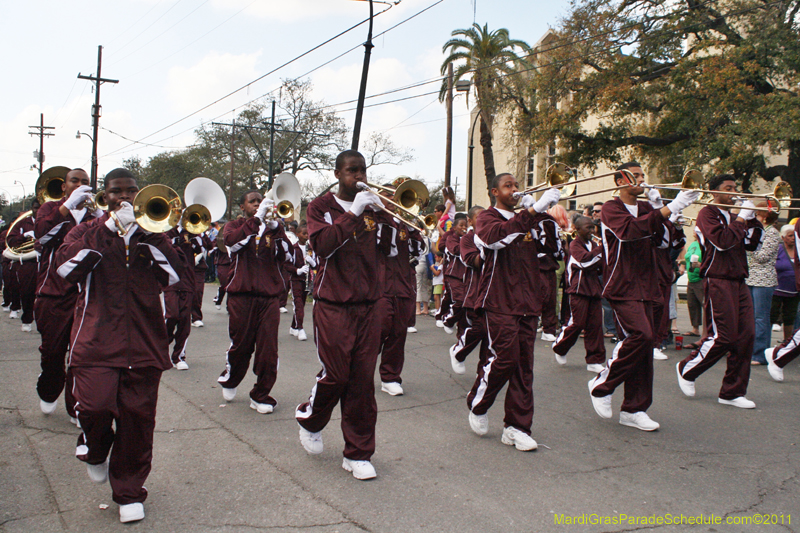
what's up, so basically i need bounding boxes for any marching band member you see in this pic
[190,231,213,327]
[589,162,699,431]
[467,173,561,451]
[0,228,10,310]
[55,168,183,523]
[676,175,763,407]
[552,216,605,372]
[765,217,800,381]
[163,225,198,370]
[217,190,292,414]
[538,205,568,342]
[6,201,40,332]
[295,150,391,480]
[440,212,469,335]
[213,226,231,310]
[287,223,313,341]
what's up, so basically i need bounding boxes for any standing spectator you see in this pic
[431,252,444,322]
[746,204,780,365]
[684,238,704,338]
[770,225,799,342]
[591,202,603,222]
[415,246,432,316]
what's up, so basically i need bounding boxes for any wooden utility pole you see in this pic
[444,62,454,188]
[78,45,118,190]
[28,113,55,177]
[351,0,374,150]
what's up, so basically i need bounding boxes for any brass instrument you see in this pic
[515,163,637,200]
[79,190,109,213]
[356,179,433,235]
[560,228,601,245]
[112,185,183,236]
[264,173,302,220]
[35,166,71,204]
[2,211,38,261]
[182,177,227,234]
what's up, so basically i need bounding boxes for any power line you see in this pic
[107,0,188,58]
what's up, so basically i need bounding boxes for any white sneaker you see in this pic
[718,396,756,409]
[119,502,145,523]
[40,399,58,415]
[381,382,404,396]
[765,348,784,382]
[554,351,566,366]
[289,327,299,337]
[586,363,604,373]
[468,411,488,436]
[772,324,782,332]
[297,329,307,341]
[619,411,660,431]
[299,426,323,455]
[436,320,444,328]
[541,332,557,342]
[21,323,32,332]
[588,379,612,419]
[501,426,538,451]
[191,320,204,327]
[279,307,288,314]
[249,399,274,414]
[9,310,18,319]
[1,305,9,312]
[443,324,455,335]
[676,362,695,397]
[342,458,376,480]
[215,304,221,310]
[222,387,237,401]
[407,326,417,333]
[175,360,189,370]
[653,347,668,360]
[449,344,465,375]
[86,459,109,483]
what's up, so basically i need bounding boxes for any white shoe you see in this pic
[765,348,784,382]
[586,363,604,373]
[501,426,538,451]
[222,387,237,401]
[676,362,695,397]
[449,344,465,375]
[653,347,668,360]
[9,310,18,319]
[21,323,32,332]
[443,324,455,335]
[468,411,488,436]
[297,329,307,341]
[40,399,58,415]
[381,382,404,396]
[407,326,417,333]
[249,399,274,414]
[191,320,204,327]
[70,417,81,428]
[541,332,557,342]
[299,426,323,455]
[289,327,299,337]
[86,459,109,483]
[436,320,444,328]
[119,502,145,523]
[215,304,221,310]
[619,411,660,431]
[279,307,288,314]
[175,360,189,370]
[772,324,782,332]
[718,396,756,409]
[554,351,566,366]
[588,379,612,419]
[1,305,9,312]
[342,458,376,480]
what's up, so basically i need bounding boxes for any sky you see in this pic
[0,0,569,207]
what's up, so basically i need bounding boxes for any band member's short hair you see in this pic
[239,190,260,205]
[491,173,513,190]
[453,212,467,223]
[468,205,485,219]
[707,174,735,191]
[335,150,364,171]
[104,168,136,188]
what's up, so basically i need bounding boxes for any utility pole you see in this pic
[351,0,374,150]
[28,113,54,177]
[444,62,454,189]
[78,45,118,190]
[268,100,277,187]
[229,122,236,219]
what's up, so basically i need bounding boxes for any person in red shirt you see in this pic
[55,168,183,524]
[676,175,763,407]
[467,173,561,451]
[295,150,391,480]
[217,190,292,414]
[589,162,699,431]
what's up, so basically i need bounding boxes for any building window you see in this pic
[527,147,536,188]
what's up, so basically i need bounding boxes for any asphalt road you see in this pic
[1,287,798,532]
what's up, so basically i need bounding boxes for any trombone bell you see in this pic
[182,204,212,235]
[36,166,71,204]
[133,185,183,233]
[276,200,294,219]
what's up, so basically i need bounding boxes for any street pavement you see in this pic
[1,288,798,532]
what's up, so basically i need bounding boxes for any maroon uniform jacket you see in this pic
[215,246,231,268]
[192,233,214,271]
[164,228,197,293]
[565,237,603,298]
[383,218,425,299]
[55,215,182,370]
[307,192,391,304]
[473,207,557,316]
[655,222,686,285]
[694,205,763,281]
[536,219,564,272]
[223,217,291,296]
[600,197,667,302]
[443,230,467,282]
[285,241,306,283]
[460,229,484,309]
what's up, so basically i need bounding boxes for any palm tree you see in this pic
[440,23,530,196]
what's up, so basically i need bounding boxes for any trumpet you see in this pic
[79,190,109,213]
[560,229,601,245]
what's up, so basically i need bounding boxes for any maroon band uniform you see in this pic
[440,228,467,329]
[452,228,487,366]
[214,246,231,308]
[164,228,197,365]
[190,233,213,323]
[5,215,38,325]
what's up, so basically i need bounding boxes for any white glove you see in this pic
[520,195,536,209]
[533,188,561,213]
[350,190,381,216]
[305,255,317,268]
[63,185,93,210]
[255,197,275,221]
[106,201,135,232]
[666,190,701,214]
[297,265,310,275]
[738,200,757,221]
[645,186,663,208]
[669,212,683,225]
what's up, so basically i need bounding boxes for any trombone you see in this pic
[355,179,433,235]
[111,185,183,236]
[514,163,636,200]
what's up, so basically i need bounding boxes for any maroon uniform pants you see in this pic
[35,294,77,417]
[1,261,11,306]
[442,277,466,329]
[590,299,655,413]
[218,293,280,405]
[467,312,538,434]
[376,295,414,384]
[191,269,205,322]
[452,308,488,367]
[72,365,162,505]
[436,278,453,321]
[553,295,605,365]
[290,280,307,330]
[164,290,192,364]
[214,264,230,308]
[653,282,671,346]
[296,300,380,461]
[768,325,800,369]
[539,269,559,335]
[11,261,36,323]
[677,278,753,400]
